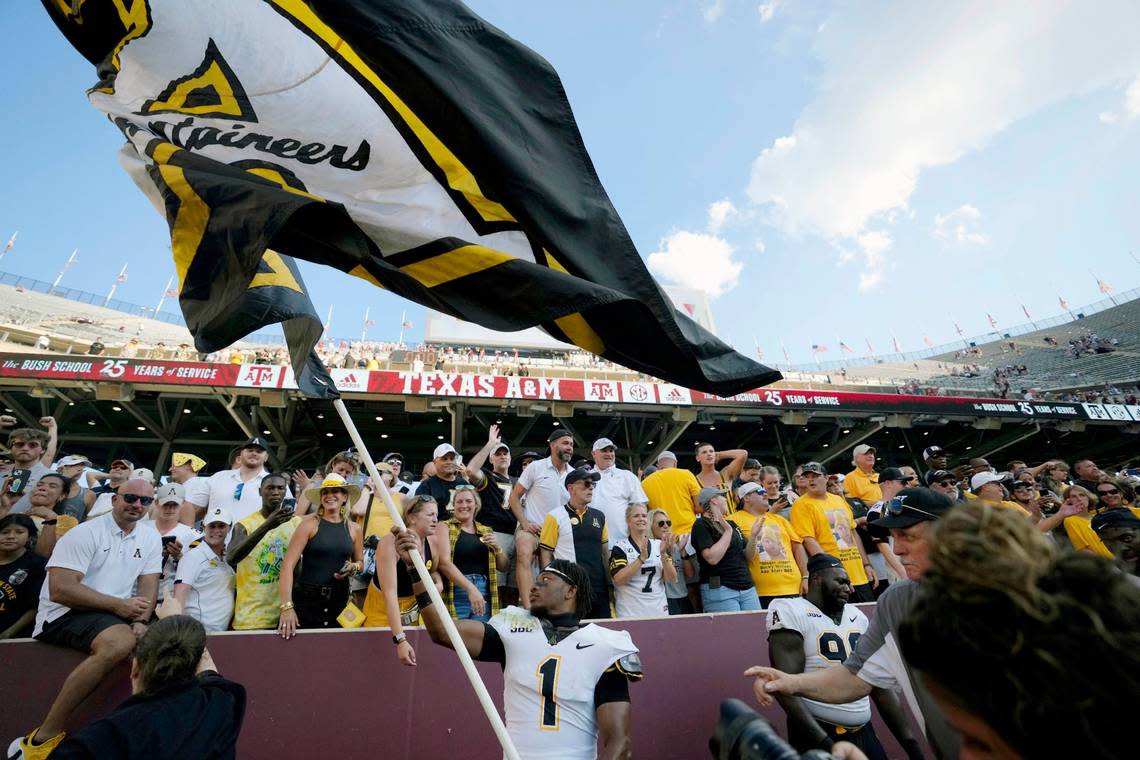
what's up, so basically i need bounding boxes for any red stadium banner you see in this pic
[0,353,1125,422]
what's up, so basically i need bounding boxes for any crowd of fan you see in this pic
[1,414,1138,756]
[1067,331,1119,357]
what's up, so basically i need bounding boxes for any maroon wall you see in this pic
[0,607,928,758]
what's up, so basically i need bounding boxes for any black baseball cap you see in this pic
[1092,508,1140,534]
[548,428,573,443]
[878,467,905,483]
[519,450,541,462]
[871,488,955,529]
[242,436,270,451]
[382,452,404,464]
[801,462,827,476]
[923,469,956,487]
[565,468,601,488]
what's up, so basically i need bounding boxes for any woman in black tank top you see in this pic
[278,476,364,636]
[367,495,444,666]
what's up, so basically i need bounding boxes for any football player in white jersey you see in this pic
[766,554,912,760]
[395,525,640,760]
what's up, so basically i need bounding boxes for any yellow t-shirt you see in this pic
[234,512,303,630]
[641,468,702,536]
[728,510,803,596]
[844,469,882,504]
[1064,515,1113,558]
[790,493,869,586]
[977,499,1032,517]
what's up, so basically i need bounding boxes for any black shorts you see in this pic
[787,718,887,760]
[850,583,876,604]
[35,610,129,652]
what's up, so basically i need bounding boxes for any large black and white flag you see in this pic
[43,0,781,396]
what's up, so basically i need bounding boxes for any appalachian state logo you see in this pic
[142,38,257,121]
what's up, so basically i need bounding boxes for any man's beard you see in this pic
[556,450,571,463]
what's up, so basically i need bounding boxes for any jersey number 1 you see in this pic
[537,655,562,730]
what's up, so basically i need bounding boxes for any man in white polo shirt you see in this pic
[174,505,236,632]
[589,438,648,545]
[13,479,162,758]
[508,428,574,609]
[199,437,290,523]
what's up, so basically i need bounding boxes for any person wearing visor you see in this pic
[382,452,414,495]
[168,452,209,527]
[747,488,961,760]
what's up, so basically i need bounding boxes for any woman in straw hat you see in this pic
[278,475,364,636]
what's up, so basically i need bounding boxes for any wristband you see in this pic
[392,632,407,645]
[279,602,294,612]
[41,518,58,526]
[415,591,433,609]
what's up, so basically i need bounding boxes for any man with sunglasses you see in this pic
[862,468,908,585]
[203,437,287,524]
[1093,479,1139,516]
[13,479,162,758]
[924,470,963,503]
[747,488,959,760]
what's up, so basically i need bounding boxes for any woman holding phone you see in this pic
[278,475,364,635]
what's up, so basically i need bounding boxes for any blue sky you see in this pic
[2,1,1138,364]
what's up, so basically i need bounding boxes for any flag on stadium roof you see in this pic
[839,341,854,353]
[952,319,964,336]
[811,344,828,353]
[865,338,875,354]
[987,313,999,329]
[43,0,779,397]
[922,335,933,347]
[1021,304,1032,321]
[1097,277,1114,295]
[1059,295,1070,311]
[2,232,15,255]
[892,334,902,353]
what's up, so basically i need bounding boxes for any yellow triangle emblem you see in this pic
[143,39,257,121]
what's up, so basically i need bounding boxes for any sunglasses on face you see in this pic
[453,484,476,492]
[885,497,939,520]
[119,494,155,506]
[901,476,917,483]
[937,480,957,487]
[1097,488,1120,496]
[109,464,130,471]
[655,520,672,527]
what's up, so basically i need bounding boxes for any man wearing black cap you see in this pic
[538,468,611,619]
[1092,508,1140,577]
[748,488,960,759]
[766,553,904,759]
[202,437,289,523]
[924,469,963,503]
[509,429,575,609]
[862,468,908,585]
[466,424,520,605]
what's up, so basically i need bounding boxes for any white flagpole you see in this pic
[331,399,521,760]
[361,306,370,342]
[398,309,407,346]
[324,305,334,337]
[104,263,128,306]
[51,248,78,292]
[155,275,175,315]
[0,231,16,262]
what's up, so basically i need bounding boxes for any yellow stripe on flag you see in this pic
[150,144,208,291]
[542,250,605,354]
[269,0,517,226]
[349,265,386,289]
[400,246,515,288]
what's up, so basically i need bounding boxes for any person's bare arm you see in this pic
[39,417,58,466]
[597,701,632,760]
[47,568,148,619]
[743,521,759,562]
[792,541,809,594]
[700,522,734,565]
[870,687,926,760]
[769,630,832,750]
[877,540,907,581]
[539,545,554,568]
[716,449,749,480]
[0,610,36,640]
[465,424,501,482]
[135,573,159,620]
[854,530,878,588]
[395,528,487,657]
[745,663,872,706]
[508,481,537,533]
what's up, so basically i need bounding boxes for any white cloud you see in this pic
[648,230,742,297]
[1097,74,1140,123]
[933,204,988,245]
[706,199,737,233]
[747,2,1140,286]
[703,0,725,24]
[754,239,767,254]
[758,0,782,23]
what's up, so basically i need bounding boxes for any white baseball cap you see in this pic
[131,468,155,484]
[592,438,616,452]
[203,505,233,526]
[156,482,186,505]
[970,471,1003,492]
[656,451,677,464]
[56,455,92,468]
[433,443,458,460]
[736,481,765,499]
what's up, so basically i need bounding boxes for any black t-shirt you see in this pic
[690,516,753,590]
[474,470,517,534]
[453,529,489,576]
[417,474,470,519]
[52,672,246,760]
[0,550,47,634]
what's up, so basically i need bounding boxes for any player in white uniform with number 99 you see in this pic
[396,525,641,760]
